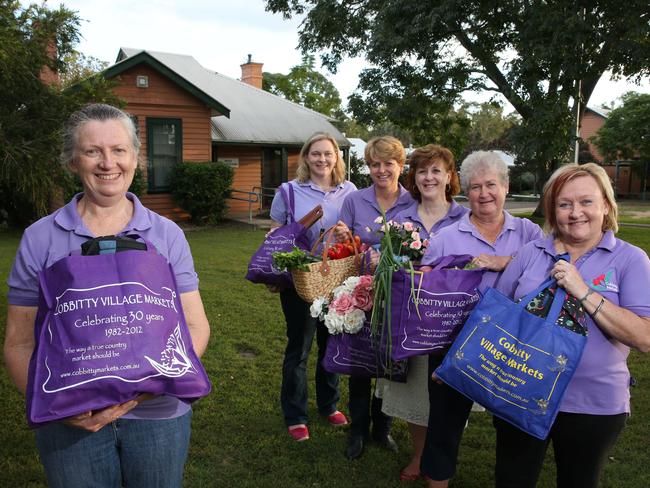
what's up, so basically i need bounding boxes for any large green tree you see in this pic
[266,0,649,185]
[0,1,118,225]
[263,54,343,117]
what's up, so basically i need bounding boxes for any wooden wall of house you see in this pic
[111,64,213,177]
[218,146,263,214]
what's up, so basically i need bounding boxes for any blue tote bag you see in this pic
[436,278,587,440]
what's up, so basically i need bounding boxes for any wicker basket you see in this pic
[291,228,362,302]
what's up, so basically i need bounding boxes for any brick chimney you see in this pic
[240,54,263,89]
[38,30,61,87]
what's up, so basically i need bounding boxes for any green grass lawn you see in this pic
[1,223,650,487]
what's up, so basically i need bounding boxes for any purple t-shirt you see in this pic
[496,232,650,415]
[339,184,415,246]
[421,211,543,292]
[393,200,469,241]
[270,180,357,248]
[7,192,199,420]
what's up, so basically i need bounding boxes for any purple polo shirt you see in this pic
[339,184,416,246]
[496,232,650,415]
[7,192,199,420]
[270,180,357,248]
[393,200,469,241]
[421,211,543,292]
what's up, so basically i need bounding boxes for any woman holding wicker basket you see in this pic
[333,135,415,459]
[269,133,357,442]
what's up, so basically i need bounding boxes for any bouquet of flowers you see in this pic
[310,275,373,335]
[371,217,429,263]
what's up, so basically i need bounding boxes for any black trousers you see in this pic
[494,412,627,488]
[420,352,473,481]
[348,375,392,439]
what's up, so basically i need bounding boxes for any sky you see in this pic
[43,0,650,111]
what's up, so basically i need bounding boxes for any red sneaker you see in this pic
[288,424,310,442]
[326,410,348,426]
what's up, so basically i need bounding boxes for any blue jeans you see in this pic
[280,287,340,426]
[35,410,192,488]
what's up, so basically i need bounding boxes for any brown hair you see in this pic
[364,135,406,167]
[542,163,618,234]
[405,144,460,202]
[296,133,346,185]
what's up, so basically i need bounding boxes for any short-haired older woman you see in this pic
[377,144,468,481]
[493,163,650,488]
[269,133,357,442]
[334,135,415,459]
[419,150,543,488]
[4,103,210,487]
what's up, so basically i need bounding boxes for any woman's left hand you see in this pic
[551,260,589,298]
[472,254,512,272]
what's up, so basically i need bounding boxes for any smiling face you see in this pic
[305,139,337,182]
[368,157,401,191]
[467,169,508,219]
[415,160,450,203]
[70,119,137,205]
[554,175,609,245]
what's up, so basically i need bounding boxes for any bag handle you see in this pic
[429,254,474,270]
[310,226,360,277]
[519,254,570,323]
[279,183,296,224]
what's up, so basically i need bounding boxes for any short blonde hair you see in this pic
[295,133,346,185]
[364,136,406,167]
[542,163,618,235]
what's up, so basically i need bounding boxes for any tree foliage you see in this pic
[263,54,342,117]
[265,0,650,184]
[593,92,650,165]
[0,1,119,226]
[60,51,109,88]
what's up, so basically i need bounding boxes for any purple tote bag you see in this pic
[245,184,312,289]
[323,318,408,382]
[389,255,482,360]
[25,240,211,427]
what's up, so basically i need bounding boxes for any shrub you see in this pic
[170,162,233,225]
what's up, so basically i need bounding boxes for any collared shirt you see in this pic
[339,184,415,246]
[7,193,199,420]
[393,200,469,241]
[496,232,650,415]
[270,179,357,248]
[421,211,543,291]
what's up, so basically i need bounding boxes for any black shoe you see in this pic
[346,435,364,460]
[373,433,399,453]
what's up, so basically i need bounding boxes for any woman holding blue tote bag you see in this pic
[491,163,650,488]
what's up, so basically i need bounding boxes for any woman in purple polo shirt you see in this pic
[269,133,357,442]
[377,144,469,481]
[4,104,210,487]
[333,135,415,459]
[493,163,650,488]
[419,150,542,488]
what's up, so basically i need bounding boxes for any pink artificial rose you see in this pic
[358,275,373,289]
[422,239,430,248]
[352,288,373,311]
[403,222,414,232]
[331,293,355,314]
[411,231,421,241]
[410,240,422,250]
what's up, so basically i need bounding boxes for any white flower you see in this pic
[365,226,372,233]
[324,311,345,334]
[342,308,366,334]
[310,297,328,318]
[411,231,420,241]
[374,216,384,224]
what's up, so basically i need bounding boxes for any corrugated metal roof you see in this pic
[119,48,350,147]
[586,106,610,118]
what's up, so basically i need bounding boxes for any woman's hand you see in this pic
[551,260,589,298]
[62,393,156,432]
[471,254,512,272]
[333,221,350,243]
[266,284,282,293]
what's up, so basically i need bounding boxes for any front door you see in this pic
[146,118,182,193]
[262,148,287,208]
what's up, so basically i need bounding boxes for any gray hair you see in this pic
[459,150,509,192]
[61,103,140,166]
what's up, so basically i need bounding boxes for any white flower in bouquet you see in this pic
[342,308,366,334]
[324,310,345,334]
[310,296,328,320]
